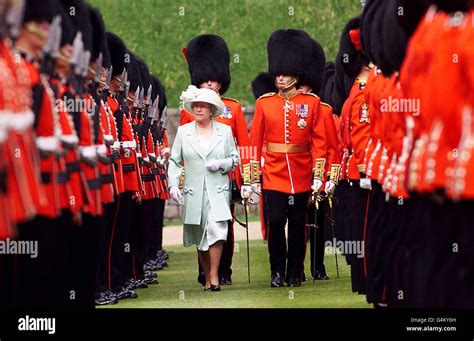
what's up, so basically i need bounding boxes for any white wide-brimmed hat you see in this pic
[180,85,225,118]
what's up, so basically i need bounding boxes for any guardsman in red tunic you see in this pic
[147,75,170,270]
[0,0,42,310]
[105,31,139,301]
[13,0,64,310]
[180,35,251,285]
[249,29,327,287]
[399,1,474,308]
[299,37,341,281]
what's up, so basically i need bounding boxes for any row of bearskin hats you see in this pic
[182,29,325,100]
[20,0,167,115]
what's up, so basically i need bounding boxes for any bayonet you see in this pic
[138,86,144,109]
[6,0,25,39]
[133,86,140,108]
[145,84,152,106]
[94,52,103,85]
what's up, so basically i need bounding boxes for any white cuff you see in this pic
[122,140,137,149]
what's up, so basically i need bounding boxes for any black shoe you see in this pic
[197,273,206,286]
[95,292,118,305]
[210,284,221,292]
[145,270,158,279]
[219,275,232,285]
[144,277,159,285]
[125,279,142,290]
[313,270,330,280]
[271,272,284,288]
[288,277,302,287]
[126,289,138,299]
[115,287,138,300]
[132,279,149,289]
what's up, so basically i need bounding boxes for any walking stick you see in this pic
[233,197,253,284]
[244,198,251,284]
[312,192,319,284]
[328,195,340,278]
[312,191,319,285]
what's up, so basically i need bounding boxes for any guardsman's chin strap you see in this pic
[276,76,298,99]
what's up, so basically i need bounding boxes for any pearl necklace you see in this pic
[197,123,212,134]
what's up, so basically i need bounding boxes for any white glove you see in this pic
[169,186,183,205]
[251,183,261,194]
[312,179,323,193]
[325,181,336,195]
[241,184,252,199]
[206,160,224,172]
[360,178,372,190]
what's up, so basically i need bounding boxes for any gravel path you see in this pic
[163,221,264,246]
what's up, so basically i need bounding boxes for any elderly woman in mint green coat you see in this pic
[168,86,240,291]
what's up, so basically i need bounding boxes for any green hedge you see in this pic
[89,0,362,107]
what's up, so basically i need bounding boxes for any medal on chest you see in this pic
[295,104,309,129]
[222,106,232,119]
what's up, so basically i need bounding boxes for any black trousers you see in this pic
[263,189,310,278]
[107,191,133,292]
[218,204,235,278]
[97,202,116,294]
[51,210,74,310]
[132,199,151,280]
[347,181,370,294]
[147,198,165,261]
[68,213,103,310]
[456,200,474,308]
[364,182,387,304]
[156,198,165,252]
[0,246,14,311]
[307,199,327,276]
[15,216,59,311]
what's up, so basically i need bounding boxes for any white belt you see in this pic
[61,134,79,146]
[36,136,59,152]
[96,144,107,157]
[79,145,98,158]
[136,152,142,158]
[148,152,156,158]
[121,140,136,149]
[0,110,35,132]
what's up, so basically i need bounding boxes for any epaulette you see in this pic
[258,92,276,99]
[320,102,333,110]
[221,97,240,103]
[302,92,320,99]
[356,77,368,90]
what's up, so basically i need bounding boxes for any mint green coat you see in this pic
[168,121,240,225]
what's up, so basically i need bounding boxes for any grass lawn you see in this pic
[101,240,372,308]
